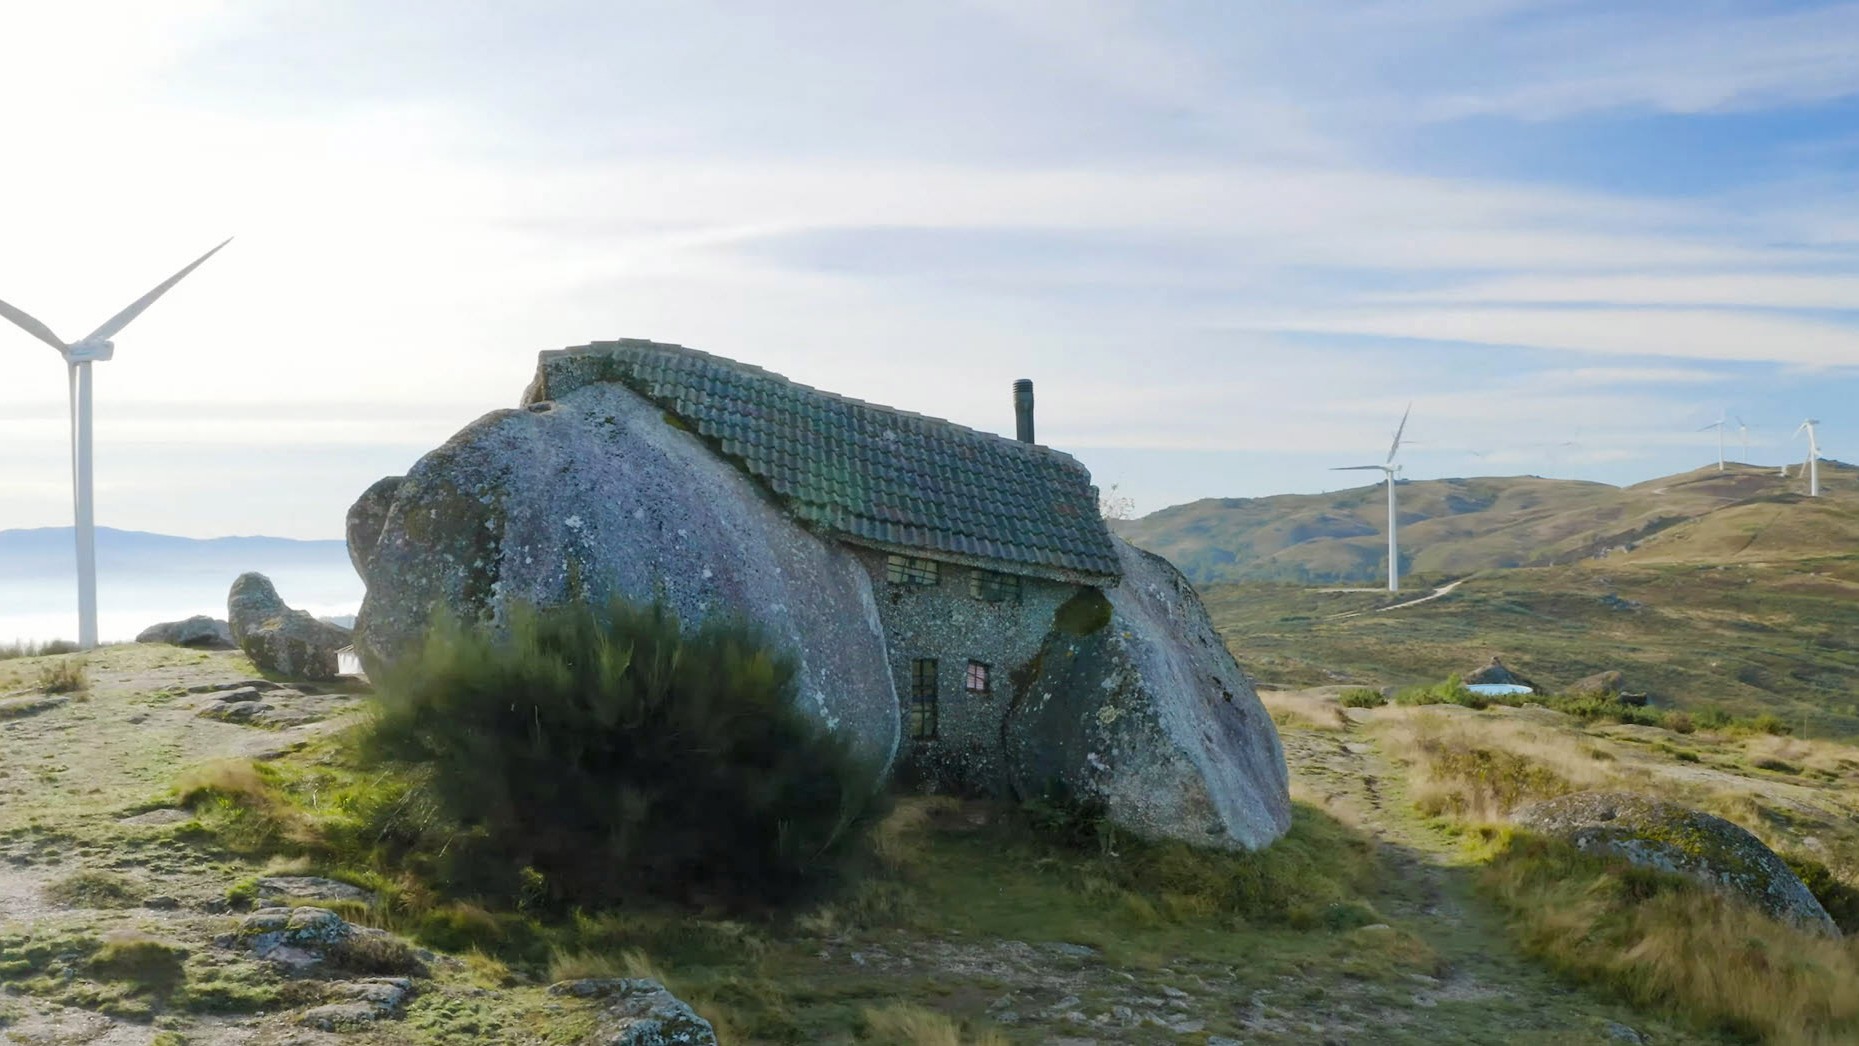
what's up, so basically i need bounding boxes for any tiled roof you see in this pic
[527,340,1122,584]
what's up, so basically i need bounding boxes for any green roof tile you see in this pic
[531,340,1122,583]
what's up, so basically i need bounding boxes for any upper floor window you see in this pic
[969,569,1022,603]
[965,660,991,696]
[887,554,940,586]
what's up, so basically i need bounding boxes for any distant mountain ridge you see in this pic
[1115,461,1859,586]
[0,527,347,581]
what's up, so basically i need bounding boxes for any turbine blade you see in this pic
[1696,422,1720,432]
[1386,403,1411,464]
[1331,465,1388,471]
[83,237,232,343]
[0,298,69,353]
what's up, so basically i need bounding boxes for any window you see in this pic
[886,554,940,586]
[965,660,991,696]
[909,658,939,739]
[969,569,1022,603]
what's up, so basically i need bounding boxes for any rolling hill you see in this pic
[1117,461,1859,585]
[1123,462,1859,736]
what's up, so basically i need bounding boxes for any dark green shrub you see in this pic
[1394,675,1490,709]
[1338,688,1387,708]
[1053,588,1112,636]
[359,599,883,911]
[1783,855,1859,935]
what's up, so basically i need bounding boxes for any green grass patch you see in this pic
[46,870,143,909]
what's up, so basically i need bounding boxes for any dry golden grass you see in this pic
[1373,709,1633,820]
[546,946,666,985]
[1259,689,1351,732]
[860,1003,1009,1046]
[35,655,88,694]
[1487,832,1859,1045]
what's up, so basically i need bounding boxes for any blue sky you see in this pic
[0,0,1855,537]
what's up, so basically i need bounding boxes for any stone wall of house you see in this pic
[853,548,1079,794]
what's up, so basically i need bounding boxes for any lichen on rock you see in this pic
[1514,790,1839,936]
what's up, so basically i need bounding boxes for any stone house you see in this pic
[521,342,1121,791]
[349,340,1291,849]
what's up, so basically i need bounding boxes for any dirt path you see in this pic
[1324,578,1467,620]
[1270,698,1728,1046]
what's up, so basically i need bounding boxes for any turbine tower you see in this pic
[1699,412,1728,471]
[1332,404,1411,594]
[0,239,232,648]
[1795,419,1821,497]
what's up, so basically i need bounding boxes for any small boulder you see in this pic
[1514,791,1838,936]
[136,615,235,649]
[1568,670,1625,698]
[228,572,353,681]
[258,876,376,906]
[299,978,413,1030]
[548,978,718,1045]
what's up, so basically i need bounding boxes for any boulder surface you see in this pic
[135,615,234,649]
[227,573,353,681]
[1567,670,1624,697]
[549,978,717,1045]
[1515,790,1838,936]
[1004,539,1292,850]
[349,382,900,775]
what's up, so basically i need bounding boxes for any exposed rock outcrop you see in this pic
[1568,670,1624,697]
[349,382,900,775]
[1003,540,1292,850]
[135,615,235,649]
[1515,791,1838,936]
[549,978,718,1045]
[227,572,353,681]
[347,475,403,579]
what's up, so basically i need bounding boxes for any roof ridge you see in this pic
[530,339,1122,583]
[566,339,1094,474]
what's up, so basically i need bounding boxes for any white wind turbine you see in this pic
[1332,404,1411,594]
[1795,419,1821,497]
[0,239,233,649]
[1699,411,1728,471]
[1735,416,1749,464]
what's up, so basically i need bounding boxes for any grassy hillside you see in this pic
[1204,551,1859,737]
[1120,461,1859,585]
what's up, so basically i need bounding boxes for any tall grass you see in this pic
[36,656,89,694]
[861,1003,1009,1046]
[1377,712,1621,820]
[0,639,79,661]
[1484,831,1859,1044]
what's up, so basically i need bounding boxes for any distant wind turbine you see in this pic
[0,239,233,649]
[1699,412,1728,471]
[1332,404,1411,594]
[1734,416,1749,464]
[1795,419,1821,497]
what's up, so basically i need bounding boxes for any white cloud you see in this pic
[1,0,1856,540]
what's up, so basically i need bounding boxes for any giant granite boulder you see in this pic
[227,572,353,681]
[347,381,901,775]
[1003,539,1292,850]
[1515,791,1838,936]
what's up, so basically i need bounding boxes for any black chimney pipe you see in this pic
[1013,379,1035,443]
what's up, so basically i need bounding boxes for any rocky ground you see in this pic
[0,648,1735,1044]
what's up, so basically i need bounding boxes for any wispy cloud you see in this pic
[1,0,1855,533]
